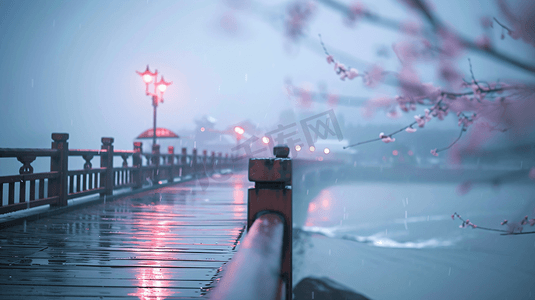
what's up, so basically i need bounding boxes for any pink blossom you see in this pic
[506,223,523,234]
[520,216,529,225]
[497,0,535,48]
[335,63,346,72]
[430,149,438,156]
[379,132,395,143]
[340,72,347,81]
[438,28,464,57]
[349,1,365,16]
[363,64,384,88]
[347,68,359,79]
[344,1,365,26]
[363,97,394,118]
[438,60,463,88]
[414,115,426,127]
[327,94,339,107]
[475,35,492,50]
[529,219,535,226]
[405,127,417,133]
[400,21,421,35]
[529,167,535,181]
[285,1,315,40]
[501,219,508,225]
[480,16,493,29]
[451,214,455,220]
[392,41,419,65]
[386,110,399,118]
[326,55,334,64]
[424,109,432,121]
[456,181,473,195]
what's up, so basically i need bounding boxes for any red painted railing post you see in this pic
[210,145,292,300]
[100,137,114,196]
[50,133,69,207]
[211,151,216,173]
[152,144,160,183]
[192,148,198,176]
[247,145,292,300]
[133,142,143,189]
[202,150,208,174]
[181,147,187,177]
[168,146,175,183]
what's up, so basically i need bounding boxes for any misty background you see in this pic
[1,0,533,170]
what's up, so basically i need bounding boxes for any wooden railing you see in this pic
[209,145,293,300]
[0,133,240,215]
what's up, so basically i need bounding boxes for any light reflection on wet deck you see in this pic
[0,173,248,299]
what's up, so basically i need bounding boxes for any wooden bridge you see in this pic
[0,133,253,299]
[1,133,523,299]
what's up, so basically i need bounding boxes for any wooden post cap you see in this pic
[273,145,290,158]
[51,133,69,142]
[101,137,114,145]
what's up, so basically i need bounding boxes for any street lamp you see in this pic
[136,65,172,147]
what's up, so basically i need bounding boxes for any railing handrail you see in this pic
[0,148,59,157]
[210,213,285,300]
[0,132,244,215]
[209,145,292,300]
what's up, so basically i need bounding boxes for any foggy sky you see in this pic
[1,0,533,153]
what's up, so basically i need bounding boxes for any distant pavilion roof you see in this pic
[136,128,180,139]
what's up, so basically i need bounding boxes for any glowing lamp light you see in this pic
[136,65,157,83]
[309,146,315,152]
[234,126,244,135]
[156,76,172,93]
[262,136,270,144]
[392,150,398,156]
[323,148,330,154]
[295,145,302,152]
[200,127,205,132]
[142,74,153,83]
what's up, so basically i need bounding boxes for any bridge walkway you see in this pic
[0,173,248,299]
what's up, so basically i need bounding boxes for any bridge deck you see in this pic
[0,173,248,299]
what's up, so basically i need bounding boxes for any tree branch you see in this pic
[313,0,535,75]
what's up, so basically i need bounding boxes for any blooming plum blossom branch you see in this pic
[451,212,535,235]
[314,0,535,74]
[323,39,527,155]
[285,1,316,41]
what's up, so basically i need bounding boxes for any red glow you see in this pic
[234,126,244,135]
[308,203,317,212]
[408,150,414,156]
[155,76,172,93]
[392,150,398,156]
[200,127,205,132]
[142,74,153,83]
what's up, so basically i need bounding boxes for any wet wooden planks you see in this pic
[0,173,249,299]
